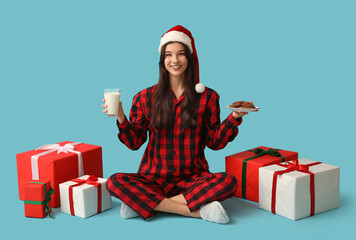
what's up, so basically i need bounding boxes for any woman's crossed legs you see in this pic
[106,172,237,223]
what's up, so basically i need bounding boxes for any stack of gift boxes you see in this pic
[17,141,112,219]
[17,142,340,221]
[225,146,340,220]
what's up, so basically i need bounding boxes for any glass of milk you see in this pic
[104,89,121,116]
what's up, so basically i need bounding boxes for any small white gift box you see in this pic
[259,158,339,220]
[60,175,112,218]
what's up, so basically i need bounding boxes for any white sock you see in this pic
[200,201,229,224]
[120,202,139,219]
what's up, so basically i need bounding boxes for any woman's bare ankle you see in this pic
[169,194,187,205]
[189,209,201,218]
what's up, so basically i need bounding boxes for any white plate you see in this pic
[226,106,260,112]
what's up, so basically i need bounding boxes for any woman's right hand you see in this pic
[102,99,126,124]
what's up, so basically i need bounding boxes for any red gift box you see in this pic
[225,146,298,202]
[24,181,53,218]
[17,141,103,208]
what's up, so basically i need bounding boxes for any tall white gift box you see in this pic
[60,175,112,218]
[259,158,339,220]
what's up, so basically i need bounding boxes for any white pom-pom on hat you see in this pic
[159,25,205,93]
[195,83,205,93]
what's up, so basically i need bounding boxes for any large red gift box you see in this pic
[24,181,53,218]
[225,146,298,202]
[17,141,103,208]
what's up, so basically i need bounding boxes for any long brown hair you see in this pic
[152,42,198,130]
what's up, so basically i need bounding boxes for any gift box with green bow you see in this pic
[225,146,298,202]
[24,181,54,218]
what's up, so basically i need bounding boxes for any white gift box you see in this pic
[60,175,112,218]
[259,158,339,220]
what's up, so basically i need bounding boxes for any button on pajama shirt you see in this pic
[106,85,242,219]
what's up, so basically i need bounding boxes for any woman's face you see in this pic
[164,42,188,79]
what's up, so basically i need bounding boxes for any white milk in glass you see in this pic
[104,89,121,116]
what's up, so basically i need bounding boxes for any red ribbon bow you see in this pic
[68,175,102,216]
[271,160,321,216]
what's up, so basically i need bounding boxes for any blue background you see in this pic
[1,0,355,239]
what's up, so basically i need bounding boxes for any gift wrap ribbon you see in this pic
[241,148,285,199]
[271,160,321,216]
[24,182,55,219]
[68,175,102,216]
[31,142,84,180]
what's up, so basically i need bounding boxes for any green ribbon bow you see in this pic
[24,182,55,219]
[241,148,285,199]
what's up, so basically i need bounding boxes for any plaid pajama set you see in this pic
[106,85,242,219]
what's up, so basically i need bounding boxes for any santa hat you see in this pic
[159,25,205,93]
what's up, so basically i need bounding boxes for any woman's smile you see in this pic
[171,65,182,70]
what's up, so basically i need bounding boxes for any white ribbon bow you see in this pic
[31,142,84,180]
[38,143,77,154]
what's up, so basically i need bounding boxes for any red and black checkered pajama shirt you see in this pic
[106,85,242,219]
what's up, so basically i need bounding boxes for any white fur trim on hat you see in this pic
[159,31,193,54]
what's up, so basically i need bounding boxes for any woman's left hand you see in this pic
[232,111,248,119]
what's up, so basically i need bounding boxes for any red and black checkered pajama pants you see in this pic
[106,171,238,219]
